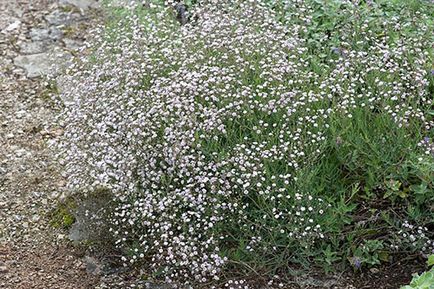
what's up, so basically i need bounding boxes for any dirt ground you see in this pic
[0,0,100,288]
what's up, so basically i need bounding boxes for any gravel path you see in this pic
[0,1,101,288]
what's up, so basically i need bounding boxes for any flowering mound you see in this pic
[57,0,434,286]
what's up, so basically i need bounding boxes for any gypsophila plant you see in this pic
[56,0,434,286]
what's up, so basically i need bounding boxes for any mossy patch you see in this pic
[49,196,77,229]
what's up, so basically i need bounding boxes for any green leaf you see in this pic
[397,189,408,199]
[383,189,394,199]
[411,183,428,195]
[428,255,434,267]
[378,251,390,262]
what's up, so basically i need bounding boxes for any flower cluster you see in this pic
[56,0,434,285]
[392,221,434,256]
[418,137,434,158]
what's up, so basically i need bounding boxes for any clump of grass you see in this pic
[55,0,434,287]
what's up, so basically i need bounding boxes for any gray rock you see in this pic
[175,3,187,25]
[12,7,24,18]
[0,17,19,32]
[83,256,102,275]
[29,28,49,41]
[143,283,175,289]
[2,20,21,33]
[49,27,63,40]
[13,53,50,78]
[19,41,54,54]
[45,10,82,26]
[110,0,142,7]
[68,222,87,242]
[63,38,83,51]
[14,51,72,78]
[0,265,8,274]
[68,192,113,242]
[294,275,338,288]
[29,27,63,41]
[59,0,100,10]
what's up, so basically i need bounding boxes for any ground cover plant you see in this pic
[401,255,434,289]
[56,0,434,287]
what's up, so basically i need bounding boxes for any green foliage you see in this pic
[316,244,341,273]
[293,108,432,270]
[401,255,434,289]
[351,240,384,267]
[428,255,434,267]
